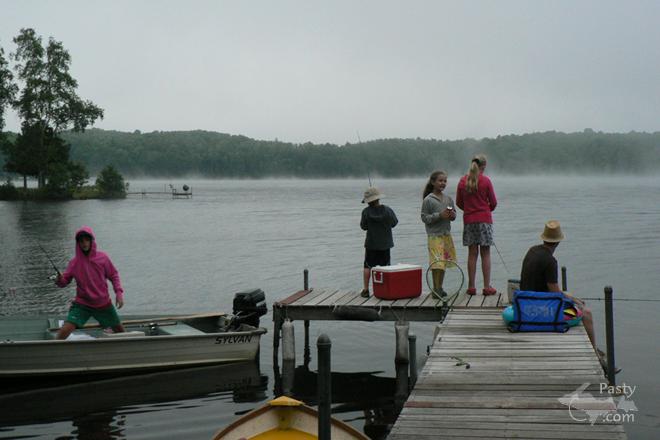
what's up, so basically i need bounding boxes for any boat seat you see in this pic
[158,323,205,336]
[100,330,146,338]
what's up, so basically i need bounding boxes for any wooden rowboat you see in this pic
[0,312,266,378]
[213,396,369,440]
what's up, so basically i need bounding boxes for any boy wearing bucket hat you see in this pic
[360,187,398,297]
[520,221,614,371]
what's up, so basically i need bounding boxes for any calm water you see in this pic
[1,176,659,439]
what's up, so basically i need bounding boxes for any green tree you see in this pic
[0,45,17,131]
[9,28,103,188]
[68,161,89,189]
[96,165,126,198]
[0,45,18,182]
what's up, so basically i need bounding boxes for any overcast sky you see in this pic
[1,0,659,144]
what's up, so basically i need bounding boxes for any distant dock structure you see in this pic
[127,184,193,199]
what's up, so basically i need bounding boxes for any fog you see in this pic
[2,0,660,144]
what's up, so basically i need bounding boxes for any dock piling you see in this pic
[408,333,417,389]
[281,359,295,397]
[282,319,295,363]
[604,285,617,386]
[303,269,311,366]
[317,334,331,440]
[395,322,410,364]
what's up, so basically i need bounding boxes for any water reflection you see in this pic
[275,362,410,440]
[0,361,267,429]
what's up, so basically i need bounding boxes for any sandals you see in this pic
[482,287,497,296]
[360,289,370,298]
[466,287,496,296]
[432,288,448,300]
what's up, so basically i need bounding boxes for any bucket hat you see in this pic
[540,220,564,243]
[362,187,383,204]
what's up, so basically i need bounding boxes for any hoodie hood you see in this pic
[75,225,97,257]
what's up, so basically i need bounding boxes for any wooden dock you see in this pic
[272,288,504,362]
[387,308,628,440]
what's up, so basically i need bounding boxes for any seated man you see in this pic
[520,220,616,372]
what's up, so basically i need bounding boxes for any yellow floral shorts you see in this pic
[428,235,457,270]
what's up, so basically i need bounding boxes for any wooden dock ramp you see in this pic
[387,308,628,439]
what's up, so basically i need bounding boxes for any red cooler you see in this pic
[372,264,422,300]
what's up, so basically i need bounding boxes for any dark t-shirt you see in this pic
[520,244,558,292]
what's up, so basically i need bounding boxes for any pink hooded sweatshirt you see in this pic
[56,226,124,309]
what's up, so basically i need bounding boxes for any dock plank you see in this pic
[387,308,627,440]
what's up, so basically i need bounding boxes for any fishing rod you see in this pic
[578,297,660,302]
[37,242,62,277]
[492,241,511,275]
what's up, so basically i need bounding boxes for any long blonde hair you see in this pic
[466,154,487,193]
[423,170,447,199]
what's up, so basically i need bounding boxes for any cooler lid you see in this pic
[372,263,422,272]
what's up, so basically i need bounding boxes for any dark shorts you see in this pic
[364,249,391,269]
[66,302,121,328]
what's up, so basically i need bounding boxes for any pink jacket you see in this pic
[56,226,124,308]
[456,173,497,224]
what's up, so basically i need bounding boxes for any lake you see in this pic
[1,176,658,439]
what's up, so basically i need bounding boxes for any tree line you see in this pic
[2,30,658,185]
[48,128,660,178]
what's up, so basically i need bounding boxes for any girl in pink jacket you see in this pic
[456,154,498,296]
[55,226,125,339]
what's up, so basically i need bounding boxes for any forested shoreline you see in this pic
[3,128,660,179]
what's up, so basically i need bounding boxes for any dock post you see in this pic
[561,266,567,291]
[272,306,283,367]
[282,319,296,364]
[395,321,410,364]
[317,334,332,440]
[282,359,295,397]
[303,269,311,366]
[604,286,617,386]
[408,333,417,389]
[303,321,311,367]
[394,362,409,410]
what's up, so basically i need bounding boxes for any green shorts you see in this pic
[66,302,121,328]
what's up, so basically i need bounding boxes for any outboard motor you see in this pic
[232,288,267,328]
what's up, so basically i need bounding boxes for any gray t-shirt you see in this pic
[421,193,455,237]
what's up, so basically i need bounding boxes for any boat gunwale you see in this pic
[0,326,267,346]
[212,398,369,440]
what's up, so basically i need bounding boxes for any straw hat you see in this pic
[540,220,564,243]
[362,187,383,204]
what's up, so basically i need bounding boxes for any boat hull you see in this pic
[0,315,266,377]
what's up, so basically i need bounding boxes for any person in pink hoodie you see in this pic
[55,226,125,339]
[456,154,498,296]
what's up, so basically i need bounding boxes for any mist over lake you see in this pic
[1,175,658,439]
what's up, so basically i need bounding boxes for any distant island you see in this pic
[2,128,660,180]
